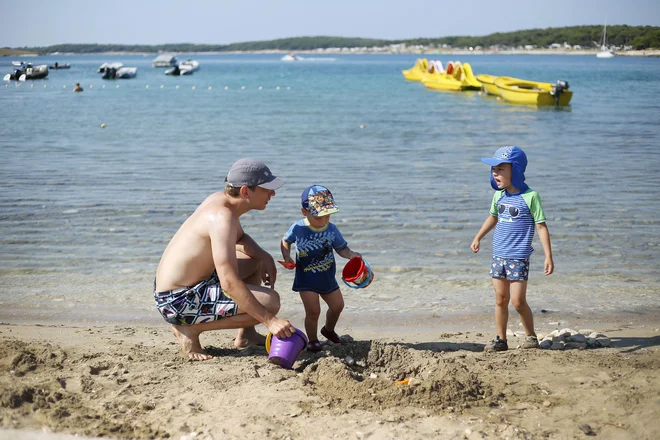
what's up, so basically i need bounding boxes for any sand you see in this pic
[1,321,659,440]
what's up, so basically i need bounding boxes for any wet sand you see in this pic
[1,319,659,440]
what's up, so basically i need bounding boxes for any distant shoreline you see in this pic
[3,48,660,57]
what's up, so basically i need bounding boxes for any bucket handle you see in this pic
[342,259,373,289]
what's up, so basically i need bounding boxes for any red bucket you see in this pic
[342,257,374,289]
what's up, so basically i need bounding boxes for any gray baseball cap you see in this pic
[226,158,285,190]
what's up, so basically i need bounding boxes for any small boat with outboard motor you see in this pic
[102,67,137,79]
[49,62,71,69]
[179,59,200,72]
[3,63,49,81]
[494,77,572,106]
[98,62,124,73]
[164,65,194,76]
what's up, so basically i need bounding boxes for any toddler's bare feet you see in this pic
[172,326,214,361]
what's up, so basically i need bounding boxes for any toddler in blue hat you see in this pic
[281,185,362,351]
[470,146,554,352]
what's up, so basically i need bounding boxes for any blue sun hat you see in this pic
[481,146,529,192]
[301,185,339,217]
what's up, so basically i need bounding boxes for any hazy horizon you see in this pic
[2,0,659,47]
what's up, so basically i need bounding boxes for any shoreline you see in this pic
[1,321,659,439]
[4,49,660,57]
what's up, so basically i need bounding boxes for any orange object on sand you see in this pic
[394,378,410,386]
[278,260,296,269]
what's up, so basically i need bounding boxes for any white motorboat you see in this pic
[164,65,194,76]
[4,64,49,81]
[179,59,200,72]
[281,53,303,61]
[98,62,124,73]
[152,54,178,67]
[102,66,137,79]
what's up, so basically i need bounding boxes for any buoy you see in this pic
[258,86,262,90]
[89,85,93,88]
[360,125,365,129]
[276,86,280,90]
[208,86,212,90]
[102,85,105,88]
[101,123,106,128]
[146,85,149,89]
[241,86,245,90]
[477,91,482,96]
[224,86,228,90]
[160,85,164,89]
[496,96,501,101]
[63,85,66,88]
[176,85,179,89]
[192,86,196,90]
[116,85,120,88]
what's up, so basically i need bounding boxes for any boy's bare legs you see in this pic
[510,280,535,336]
[492,278,511,340]
[234,253,269,348]
[320,289,344,333]
[299,290,321,342]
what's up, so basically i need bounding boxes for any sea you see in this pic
[1,53,659,330]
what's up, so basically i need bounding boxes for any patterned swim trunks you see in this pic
[490,256,530,281]
[154,272,238,325]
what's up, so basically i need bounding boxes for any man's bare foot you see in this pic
[234,326,267,348]
[172,326,214,361]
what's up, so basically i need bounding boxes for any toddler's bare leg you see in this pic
[492,278,511,340]
[510,280,534,335]
[320,289,344,332]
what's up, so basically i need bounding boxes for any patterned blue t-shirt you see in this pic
[283,218,348,294]
[490,188,546,260]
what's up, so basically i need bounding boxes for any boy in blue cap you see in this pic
[281,185,362,351]
[471,146,554,352]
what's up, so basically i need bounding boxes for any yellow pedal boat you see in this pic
[494,77,572,106]
[421,62,482,91]
[402,58,429,81]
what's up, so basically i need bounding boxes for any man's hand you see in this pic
[266,317,296,339]
[261,254,278,288]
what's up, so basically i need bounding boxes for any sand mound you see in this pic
[301,341,493,412]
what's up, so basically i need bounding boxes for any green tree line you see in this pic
[7,25,660,54]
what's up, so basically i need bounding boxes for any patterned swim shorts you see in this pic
[490,256,530,281]
[154,272,238,325]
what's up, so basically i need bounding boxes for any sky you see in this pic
[2,0,659,47]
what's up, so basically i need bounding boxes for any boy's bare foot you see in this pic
[172,326,214,361]
[234,325,266,348]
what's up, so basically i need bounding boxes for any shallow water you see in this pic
[1,53,659,325]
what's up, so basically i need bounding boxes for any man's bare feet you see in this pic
[172,326,214,361]
[234,325,267,348]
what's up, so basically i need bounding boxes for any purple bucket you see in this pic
[267,328,308,369]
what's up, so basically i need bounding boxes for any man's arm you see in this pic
[209,210,280,329]
[235,221,277,288]
[536,222,554,275]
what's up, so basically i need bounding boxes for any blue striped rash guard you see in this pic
[490,188,546,260]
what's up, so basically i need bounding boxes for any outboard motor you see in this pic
[550,80,569,106]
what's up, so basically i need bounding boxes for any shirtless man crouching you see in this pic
[154,158,296,360]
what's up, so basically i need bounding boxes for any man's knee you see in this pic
[263,289,280,314]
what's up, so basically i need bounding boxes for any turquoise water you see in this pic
[1,54,659,325]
